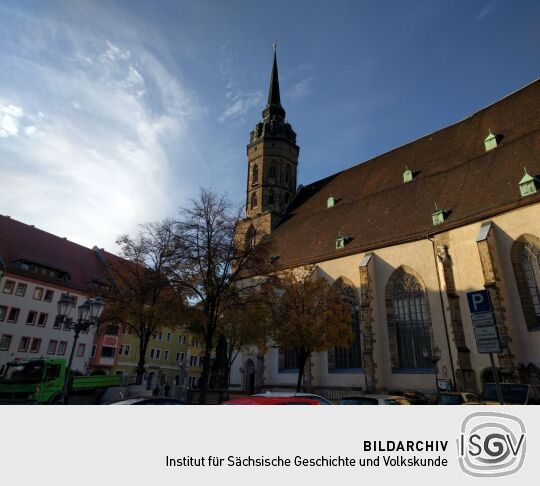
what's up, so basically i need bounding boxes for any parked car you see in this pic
[480,383,540,404]
[387,389,431,405]
[437,392,483,405]
[252,391,333,405]
[339,394,410,405]
[111,397,185,405]
[223,396,320,405]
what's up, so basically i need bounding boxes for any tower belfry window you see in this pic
[252,164,259,184]
[250,192,258,209]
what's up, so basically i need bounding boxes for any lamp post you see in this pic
[423,345,442,403]
[56,293,105,399]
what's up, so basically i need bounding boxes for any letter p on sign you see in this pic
[466,290,493,314]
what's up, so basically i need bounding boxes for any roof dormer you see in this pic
[484,130,498,151]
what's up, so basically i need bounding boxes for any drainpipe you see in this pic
[427,236,458,390]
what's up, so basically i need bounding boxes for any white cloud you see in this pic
[288,75,316,100]
[476,3,495,20]
[0,8,202,251]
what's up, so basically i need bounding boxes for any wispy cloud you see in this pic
[0,5,202,251]
[476,2,496,21]
[218,47,263,123]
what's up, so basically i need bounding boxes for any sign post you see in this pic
[466,290,504,404]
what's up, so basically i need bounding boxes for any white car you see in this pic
[252,391,333,405]
[340,394,411,405]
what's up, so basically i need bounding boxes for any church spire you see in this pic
[262,45,285,121]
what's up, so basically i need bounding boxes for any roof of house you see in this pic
[0,215,114,291]
[268,78,540,268]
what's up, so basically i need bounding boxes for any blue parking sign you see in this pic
[466,290,493,314]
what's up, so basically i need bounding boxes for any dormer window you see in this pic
[484,130,498,151]
[336,235,349,249]
[327,196,336,208]
[432,204,448,226]
[403,166,414,183]
[519,168,538,197]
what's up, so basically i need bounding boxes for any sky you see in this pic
[1,0,539,253]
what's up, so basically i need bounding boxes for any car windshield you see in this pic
[439,394,463,405]
[481,384,528,404]
[0,362,44,384]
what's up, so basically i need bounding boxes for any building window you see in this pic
[245,225,256,250]
[2,280,15,294]
[101,346,116,358]
[26,310,38,326]
[30,338,41,353]
[0,334,12,351]
[190,355,197,366]
[76,343,86,357]
[283,349,298,370]
[512,235,540,330]
[18,336,30,352]
[328,279,361,370]
[57,341,67,355]
[385,267,434,370]
[269,164,276,179]
[44,289,54,302]
[199,356,203,367]
[150,348,155,359]
[15,283,27,297]
[37,313,48,327]
[155,349,161,359]
[250,192,258,209]
[164,350,169,360]
[167,332,172,342]
[0,305,6,321]
[52,316,61,329]
[119,344,124,355]
[124,344,131,356]
[47,340,58,354]
[252,164,259,183]
[33,287,44,300]
[7,308,20,323]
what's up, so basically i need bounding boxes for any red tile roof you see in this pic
[268,79,540,268]
[0,215,113,290]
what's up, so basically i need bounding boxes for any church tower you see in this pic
[245,47,299,224]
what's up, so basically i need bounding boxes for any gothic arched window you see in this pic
[268,190,275,206]
[269,164,276,179]
[245,225,256,250]
[328,279,361,370]
[385,267,434,370]
[250,192,257,209]
[252,164,259,184]
[512,235,540,330]
[285,164,291,184]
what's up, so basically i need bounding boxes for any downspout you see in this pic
[427,236,458,390]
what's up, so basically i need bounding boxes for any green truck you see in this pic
[0,358,121,404]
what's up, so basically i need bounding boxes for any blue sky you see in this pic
[1,0,539,252]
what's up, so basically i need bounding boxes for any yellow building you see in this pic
[235,51,540,396]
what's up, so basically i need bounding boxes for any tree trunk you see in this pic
[210,334,229,390]
[296,351,309,393]
[136,336,149,385]
[199,333,213,404]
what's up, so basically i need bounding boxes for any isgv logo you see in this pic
[457,412,526,477]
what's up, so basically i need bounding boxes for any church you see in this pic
[233,49,540,397]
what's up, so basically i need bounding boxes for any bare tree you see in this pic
[170,188,269,403]
[99,221,185,384]
[265,266,353,392]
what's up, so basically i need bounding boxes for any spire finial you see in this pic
[272,39,277,51]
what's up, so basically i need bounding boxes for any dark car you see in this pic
[387,389,431,405]
[480,383,540,404]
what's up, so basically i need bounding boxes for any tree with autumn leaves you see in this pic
[264,266,354,392]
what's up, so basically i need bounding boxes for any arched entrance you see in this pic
[244,359,256,395]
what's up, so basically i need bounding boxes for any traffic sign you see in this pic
[466,290,493,314]
[473,326,502,354]
[471,311,496,328]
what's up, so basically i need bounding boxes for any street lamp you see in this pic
[423,345,442,403]
[56,293,106,400]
